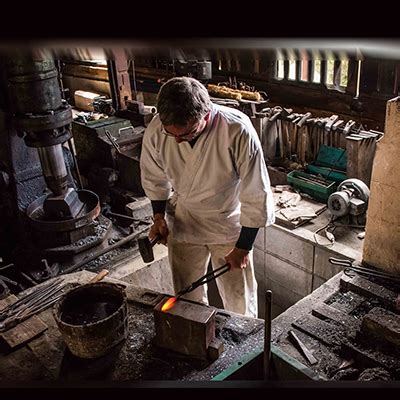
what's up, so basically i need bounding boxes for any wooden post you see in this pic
[363,97,400,274]
[346,136,377,186]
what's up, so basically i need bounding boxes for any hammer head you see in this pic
[138,236,154,263]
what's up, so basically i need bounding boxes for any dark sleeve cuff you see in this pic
[235,226,259,251]
[151,200,167,216]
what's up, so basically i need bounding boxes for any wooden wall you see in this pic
[363,97,400,273]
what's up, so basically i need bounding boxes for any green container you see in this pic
[306,145,347,183]
[287,170,337,202]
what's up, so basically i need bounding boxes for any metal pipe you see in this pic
[37,144,68,195]
[264,290,272,380]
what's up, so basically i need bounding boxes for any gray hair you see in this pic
[157,77,211,126]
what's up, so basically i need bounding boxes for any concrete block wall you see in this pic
[253,224,362,319]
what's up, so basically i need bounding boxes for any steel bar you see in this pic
[264,290,272,380]
[67,139,83,189]
[0,278,64,320]
[1,278,61,314]
[288,330,318,365]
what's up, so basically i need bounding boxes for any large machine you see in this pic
[0,53,152,291]
[0,55,112,283]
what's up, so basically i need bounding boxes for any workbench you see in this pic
[0,271,264,382]
[254,193,364,319]
[270,269,400,382]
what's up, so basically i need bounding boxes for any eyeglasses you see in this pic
[161,119,204,141]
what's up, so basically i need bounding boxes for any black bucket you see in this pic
[53,282,128,359]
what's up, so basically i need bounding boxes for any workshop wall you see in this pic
[363,97,400,273]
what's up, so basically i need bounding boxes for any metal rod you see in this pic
[264,290,272,380]
[67,139,83,189]
[106,210,146,223]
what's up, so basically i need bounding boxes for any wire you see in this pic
[313,216,336,247]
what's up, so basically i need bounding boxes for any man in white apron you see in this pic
[140,77,275,318]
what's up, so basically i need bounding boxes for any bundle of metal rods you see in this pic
[0,277,67,332]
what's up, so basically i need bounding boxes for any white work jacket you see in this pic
[140,103,275,244]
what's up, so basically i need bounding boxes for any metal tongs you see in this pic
[329,257,400,283]
[176,263,231,299]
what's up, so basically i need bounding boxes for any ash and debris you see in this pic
[331,368,360,380]
[278,273,400,381]
[349,298,385,320]
[78,302,264,381]
[83,236,138,272]
[362,274,400,295]
[358,367,392,381]
[84,248,124,271]
[325,291,366,313]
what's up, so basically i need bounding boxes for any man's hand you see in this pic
[149,214,169,245]
[224,247,250,269]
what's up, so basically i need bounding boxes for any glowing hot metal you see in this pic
[160,263,230,313]
[161,297,177,312]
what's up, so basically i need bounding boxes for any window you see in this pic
[275,52,350,92]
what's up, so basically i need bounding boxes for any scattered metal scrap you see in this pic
[288,330,318,365]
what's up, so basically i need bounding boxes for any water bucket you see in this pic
[53,282,128,358]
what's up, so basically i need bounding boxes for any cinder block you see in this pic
[312,275,327,292]
[264,278,303,311]
[265,225,314,272]
[254,228,265,251]
[264,253,312,297]
[314,247,354,281]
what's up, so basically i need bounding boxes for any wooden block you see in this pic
[362,307,400,347]
[292,313,347,347]
[312,302,361,330]
[340,274,398,308]
[0,294,48,348]
[0,315,48,348]
[0,294,17,311]
[74,90,102,111]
